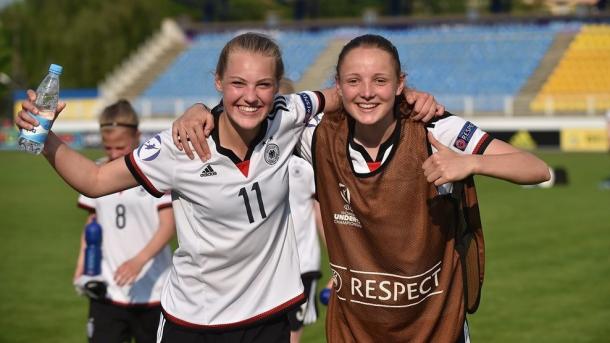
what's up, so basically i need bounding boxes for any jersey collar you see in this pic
[211,106,269,165]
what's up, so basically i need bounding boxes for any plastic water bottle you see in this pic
[18,63,63,154]
[84,218,102,276]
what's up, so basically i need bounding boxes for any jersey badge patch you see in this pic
[333,183,361,228]
[454,121,477,151]
[137,134,162,161]
[264,143,280,165]
[329,267,343,293]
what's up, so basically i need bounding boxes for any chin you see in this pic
[351,112,382,126]
[237,115,267,130]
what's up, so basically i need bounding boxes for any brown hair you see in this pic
[216,32,284,82]
[99,99,139,130]
[279,77,295,94]
[336,34,402,79]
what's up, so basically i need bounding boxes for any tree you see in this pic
[0,0,190,89]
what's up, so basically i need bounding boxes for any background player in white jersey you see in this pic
[278,78,325,343]
[72,100,175,343]
[15,33,441,343]
[286,155,324,343]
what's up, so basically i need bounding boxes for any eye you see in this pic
[231,81,245,87]
[375,78,388,85]
[258,82,272,88]
[346,78,359,85]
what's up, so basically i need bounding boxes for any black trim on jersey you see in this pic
[425,111,454,128]
[268,96,289,120]
[300,270,322,280]
[77,203,96,213]
[211,101,224,116]
[158,203,172,210]
[425,124,434,157]
[346,114,402,178]
[160,293,305,332]
[124,154,164,198]
[210,111,269,165]
[313,91,325,114]
[311,123,321,202]
[474,133,493,155]
[348,121,396,163]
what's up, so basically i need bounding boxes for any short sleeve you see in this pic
[77,194,96,212]
[283,91,324,127]
[156,192,173,210]
[427,114,493,155]
[297,113,323,165]
[124,130,176,198]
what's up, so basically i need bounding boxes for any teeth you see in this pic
[239,106,258,112]
[358,103,377,109]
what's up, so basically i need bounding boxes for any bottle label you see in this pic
[19,111,54,144]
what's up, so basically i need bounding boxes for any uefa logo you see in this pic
[330,268,342,293]
[339,183,350,204]
[137,134,162,161]
[264,143,280,165]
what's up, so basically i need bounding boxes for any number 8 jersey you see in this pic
[77,183,173,305]
[125,92,323,329]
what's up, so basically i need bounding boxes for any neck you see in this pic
[353,113,396,161]
[218,113,260,160]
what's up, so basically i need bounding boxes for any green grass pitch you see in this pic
[0,150,609,342]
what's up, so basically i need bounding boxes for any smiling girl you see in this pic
[296,34,551,343]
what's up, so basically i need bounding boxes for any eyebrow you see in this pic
[227,76,275,83]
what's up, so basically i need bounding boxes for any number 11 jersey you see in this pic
[125,92,323,329]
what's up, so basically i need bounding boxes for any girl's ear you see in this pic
[396,72,406,96]
[335,76,342,98]
[215,74,223,92]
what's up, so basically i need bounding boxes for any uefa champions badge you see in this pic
[137,134,162,161]
[339,183,351,204]
[264,143,280,165]
[331,268,342,293]
[454,121,477,152]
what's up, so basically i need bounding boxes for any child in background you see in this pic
[73,100,175,343]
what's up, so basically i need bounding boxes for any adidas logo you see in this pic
[200,165,217,177]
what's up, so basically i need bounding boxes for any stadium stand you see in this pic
[531,24,610,114]
[137,23,567,115]
[99,19,188,106]
[375,24,561,113]
[137,30,333,115]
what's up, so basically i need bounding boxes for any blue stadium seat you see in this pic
[138,23,577,115]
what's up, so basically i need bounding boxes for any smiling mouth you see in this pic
[238,105,260,113]
[357,103,378,110]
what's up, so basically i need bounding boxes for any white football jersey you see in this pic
[299,112,493,194]
[288,156,321,274]
[78,187,172,305]
[125,92,323,328]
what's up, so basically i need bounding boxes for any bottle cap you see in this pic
[49,64,63,75]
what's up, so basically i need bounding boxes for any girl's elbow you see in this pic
[541,167,552,183]
[537,163,552,183]
[81,190,101,198]
[81,187,106,198]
